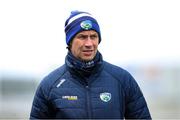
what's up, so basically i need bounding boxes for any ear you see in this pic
[67,41,72,51]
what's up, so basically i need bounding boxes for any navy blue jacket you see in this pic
[30,59,151,119]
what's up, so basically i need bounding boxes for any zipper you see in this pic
[75,70,92,118]
[86,85,92,118]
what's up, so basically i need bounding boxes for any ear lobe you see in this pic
[66,41,72,51]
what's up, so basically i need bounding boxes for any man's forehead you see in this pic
[77,30,98,35]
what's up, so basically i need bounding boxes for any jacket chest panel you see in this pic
[51,87,86,109]
[90,87,120,109]
[49,74,123,118]
[50,85,121,110]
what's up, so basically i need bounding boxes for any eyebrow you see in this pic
[77,33,98,36]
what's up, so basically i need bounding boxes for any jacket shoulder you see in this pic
[103,61,132,81]
[37,64,66,99]
[103,61,151,118]
[103,61,137,92]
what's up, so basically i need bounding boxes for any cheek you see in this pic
[71,42,81,54]
[94,42,99,49]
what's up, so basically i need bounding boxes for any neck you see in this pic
[65,51,102,75]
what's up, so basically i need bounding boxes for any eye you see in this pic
[76,35,88,40]
[90,34,98,39]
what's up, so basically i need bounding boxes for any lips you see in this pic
[82,50,93,56]
[83,50,93,52]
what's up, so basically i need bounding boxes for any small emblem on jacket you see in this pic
[56,79,66,88]
[62,96,78,100]
[100,92,111,102]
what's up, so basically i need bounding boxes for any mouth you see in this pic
[82,50,94,56]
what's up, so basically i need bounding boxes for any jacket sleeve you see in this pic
[30,81,53,119]
[30,65,66,119]
[124,73,151,119]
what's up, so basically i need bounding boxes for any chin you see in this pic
[82,57,94,62]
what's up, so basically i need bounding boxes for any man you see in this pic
[30,10,151,119]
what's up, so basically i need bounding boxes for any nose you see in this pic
[84,37,93,47]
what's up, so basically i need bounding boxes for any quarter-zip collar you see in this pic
[65,50,103,85]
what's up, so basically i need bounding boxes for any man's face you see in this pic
[70,30,99,61]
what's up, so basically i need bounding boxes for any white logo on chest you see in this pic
[56,79,66,88]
